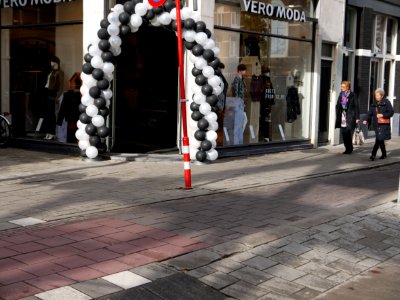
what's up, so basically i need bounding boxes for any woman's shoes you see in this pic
[379,155,387,159]
[369,155,375,161]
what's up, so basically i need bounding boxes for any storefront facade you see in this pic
[1,0,320,157]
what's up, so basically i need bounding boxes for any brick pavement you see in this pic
[0,138,400,298]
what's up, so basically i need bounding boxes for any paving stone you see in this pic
[187,266,216,279]
[358,257,381,268]
[8,217,46,227]
[329,238,365,252]
[311,231,341,243]
[130,263,176,280]
[237,231,279,248]
[301,239,339,254]
[281,242,311,255]
[102,271,151,289]
[258,292,297,300]
[286,229,320,243]
[221,280,269,300]
[259,277,304,295]
[292,287,321,299]
[249,244,282,257]
[385,246,400,256]
[35,286,91,300]
[297,262,338,278]
[230,266,273,285]
[242,256,277,270]
[329,248,367,262]
[327,258,368,275]
[326,271,353,284]
[357,246,391,261]
[383,236,400,248]
[199,271,238,290]
[0,282,42,300]
[358,220,387,232]
[269,252,309,268]
[294,274,337,292]
[264,264,306,281]
[311,224,338,233]
[71,278,123,298]
[165,249,222,271]
[211,241,249,256]
[208,258,244,274]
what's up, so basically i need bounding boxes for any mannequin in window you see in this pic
[57,73,82,143]
[259,68,275,141]
[231,64,247,144]
[43,57,64,140]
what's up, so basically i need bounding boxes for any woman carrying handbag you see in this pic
[363,88,394,161]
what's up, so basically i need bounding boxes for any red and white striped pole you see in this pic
[176,1,192,189]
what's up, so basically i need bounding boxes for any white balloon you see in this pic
[193,93,206,104]
[206,130,218,141]
[84,76,97,88]
[180,7,193,20]
[110,47,122,56]
[213,85,223,96]
[77,120,85,129]
[89,44,102,56]
[194,57,207,70]
[130,14,143,27]
[170,8,176,20]
[113,4,124,14]
[104,72,114,82]
[80,85,89,96]
[205,112,218,122]
[135,3,148,16]
[204,39,215,50]
[91,56,104,69]
[208,75,222,88]
[102,89,113,100]
[86,146,99,159]
[212,47,220,57]
[109,35,122,48]
[129,24,139,33]
[92,115,105,127]
[199,102,212,115]
[150,16,161,27]
[143,0,151,9]
[103,62,115,75]
[76,129,89,141]
[211,140,217,148]
[189,52,197,64]
[191,84,202,94]
[208,121,219,131]
[189,119,198,130]
[86,104,99,117]
[195,32,208,46]
[106,99,111,107]
[202,66,215,78]
[159,12,171,25]
[107,24,120,36]
[107,12,120,25]
[189,148,197,160]
[190,139,201,148]
[206,149,218,161]
[81,95,94,106]
[192,11,201,22]
[183,30,196,43]
[78,140,90,150]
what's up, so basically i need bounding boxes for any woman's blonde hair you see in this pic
[375,88,385,97]
[341,81,351,89]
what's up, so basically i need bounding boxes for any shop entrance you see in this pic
[113,26,178,153]
[318,60,332,144]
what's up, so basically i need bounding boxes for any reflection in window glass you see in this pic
[386,18,393,54]
[374,15,384,53]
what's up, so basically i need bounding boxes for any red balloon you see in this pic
[149,0,167,7]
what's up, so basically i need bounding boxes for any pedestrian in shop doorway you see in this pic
[363,88,394,161]
[335,80,360,154]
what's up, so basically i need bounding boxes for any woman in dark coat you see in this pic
[335,81,360,154]
[363,88,394,160]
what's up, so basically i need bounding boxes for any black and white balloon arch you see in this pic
[76,0,223,162]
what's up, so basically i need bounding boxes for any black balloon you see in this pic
[163,0,175,12]
[191,111,204,121]
[79,104,87,113]
[195,21,206,33]
[120,25,131,36]
[145,9,155,20]
[192,67,202,77]
[153,6,164,14]
[94,98,106,108]
[201,84,213,96]
[85,123,97,135]
[89,135,100,146]
[214,68,222,76]
[185,41,196,50]
[84,53,93,63]
[79,113,92,124]
[97,28,110,40]
[184,18,195,30]
[92,68,104,80]
[196,150,207,162]
[192,44,204,56]
[101,52,114,62]
[203,49,214,62]
[97,142,108,153]
[100,18,110,29]
[197,118,209,130]
[194,130,206,141]
[99,108,110,117]
[97,126,110,138]
[205,28,212,38]
[97,79,110,90]
[123,1,135,14]
[209,58,221,69]
[206,94,218,106]
[200,140,212,151]
[171,20,184,31]
[119,12,130,24]
[98,40,110,51]
[89,86,101,98]
[211,106,219,113]
[82,63,94,75]
[195,74,207,86]
[190,102,200,111]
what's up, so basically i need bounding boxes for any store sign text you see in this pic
[241,0,306,23]
[0,0,72,8]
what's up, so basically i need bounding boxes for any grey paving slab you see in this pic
[294,274,337,292]
[264,264,306,281]
[71,278,123,298]
[208,258,244,274]
[165,249,222,270]
[229,266,274,285]
[211,241,250,256]
[199,271,239,290]
[130,263,176,281]
[242,256,278,270]
[221,280,269,300]
[269,251,309,268]
[259,277,305,295]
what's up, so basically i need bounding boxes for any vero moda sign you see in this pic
[0,0,73,8]
[240,0,307,22]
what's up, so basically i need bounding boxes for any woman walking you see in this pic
[335,81,360,154]
[363,88,394,160]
